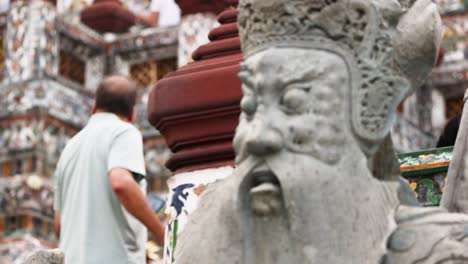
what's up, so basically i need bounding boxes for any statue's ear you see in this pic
[394,0,442,92]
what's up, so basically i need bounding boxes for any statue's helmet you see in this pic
[237,0,442,155]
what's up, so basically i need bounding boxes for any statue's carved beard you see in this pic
[237,155,302,264]
[236,151,400,264]
[175,150,400,263]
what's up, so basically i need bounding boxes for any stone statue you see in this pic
[175,0,468,263]
[442,90,468,214]
[23,249,64,264]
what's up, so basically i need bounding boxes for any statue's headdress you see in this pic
[238,0,442,153]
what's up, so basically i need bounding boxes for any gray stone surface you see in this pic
[383,206,468,263]
[23,249,64,264]
[174,0,468,263]
[441,89,468,213]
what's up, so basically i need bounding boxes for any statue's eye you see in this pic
[240,96,257,117]
[280,88,308,114]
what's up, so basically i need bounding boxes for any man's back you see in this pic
[54,113,147,264]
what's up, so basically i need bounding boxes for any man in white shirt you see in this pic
[136,0,181,27]
[54,76,165,264]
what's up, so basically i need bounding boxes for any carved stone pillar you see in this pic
[148,5,241,173]
[5,0,59,83]
[147,2,240,262]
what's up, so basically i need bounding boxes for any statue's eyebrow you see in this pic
[281,68,321,88]
[282,79,311,91]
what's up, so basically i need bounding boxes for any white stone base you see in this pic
[163,165,234,264]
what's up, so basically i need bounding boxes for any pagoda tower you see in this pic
[0,0,177,262]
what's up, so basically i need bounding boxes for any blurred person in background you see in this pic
[136,0,181,27]
[58,0,93,13]
[54,76,165,264]
[0,0,8,13]
[437,113,462,148]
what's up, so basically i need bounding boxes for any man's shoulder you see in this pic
[61,130,84,152]
[112,120,141,137]
[93,116,139,137]
[61,119,138,153]
[55,130,83,173]
[104,120,143,147]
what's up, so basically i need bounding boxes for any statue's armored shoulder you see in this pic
[384,206,468,263]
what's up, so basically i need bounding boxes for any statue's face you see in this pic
[234,47,351,216]
[235,47,349,164]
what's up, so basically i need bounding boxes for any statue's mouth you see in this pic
[249,165,282,217]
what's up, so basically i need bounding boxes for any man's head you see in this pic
[93,75,138,121]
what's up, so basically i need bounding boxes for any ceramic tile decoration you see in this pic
[0,175,56,219]
[0,1,177,261]
[162,166,234,264]
[399,147,454,206]
[0,118,76,163]
[391,86,447,153]
[436,0,467,13]
[0,80,93,126]
[177,13,218,67]
[392,116,437,153]
[0,236,49,264]
[5,1,59,83]
[84,55,105,92]
[135,91,160,137]
[114,55,131,76]
[430,1,468,91]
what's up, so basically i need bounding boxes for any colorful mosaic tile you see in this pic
[178,13,218,67]
[0,1,178,262]
[163,166,234,263]
[399,147,453,206]
[0,175,55,219]
[0,236,51,264]
[5,1,58,83]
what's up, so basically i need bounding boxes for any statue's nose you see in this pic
[245,119,283,156]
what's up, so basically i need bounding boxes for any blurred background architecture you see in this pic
[0,0,223,263]
[393,0,468,152]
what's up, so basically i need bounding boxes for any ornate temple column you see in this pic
[176,0,233,67]
[1,2,106,260]
[5,0,59,83]
[80,0,135,34]
[148,1,240,261]
[0,4,64,257]
[0,1,179,261]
